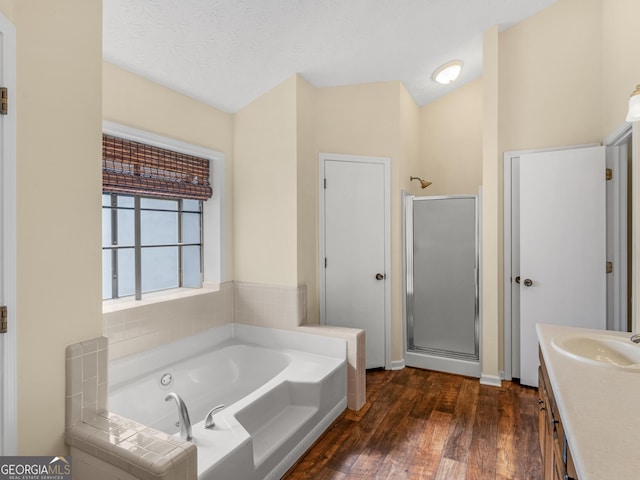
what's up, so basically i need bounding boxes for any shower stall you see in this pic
[403,192,480,377]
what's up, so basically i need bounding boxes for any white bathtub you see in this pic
[109,324,347,480]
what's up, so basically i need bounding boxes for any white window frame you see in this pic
[102,193,205,300]
[102,121,226,306]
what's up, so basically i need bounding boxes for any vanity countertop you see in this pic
[536,323,640,480]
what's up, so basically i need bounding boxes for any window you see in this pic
[102,194,203,300]
[101,129,216,301]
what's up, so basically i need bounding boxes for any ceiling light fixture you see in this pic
[626,84,640,122]
[432,60,463,85]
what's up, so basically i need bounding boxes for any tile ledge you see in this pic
[66,411,195,477]
[103,283,222,314]
[296,324,363,338]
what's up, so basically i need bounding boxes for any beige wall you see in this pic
[418,78,483,197]
[102,62,233,158]
[296,76,320,324]
[601,0,640,137]
[102,62,235,281]
[316,82,400,158]
[499,0,603,153]
[482,26,501,382]
[233,74,321,322]
[12,0,103,455]
[233,76,298,286]
[0,0,11,21]
[400,84,421,196]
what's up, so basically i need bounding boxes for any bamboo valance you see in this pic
[102,134,213,200]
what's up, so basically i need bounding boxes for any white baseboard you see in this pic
[390,359,405,370]
[480,373,502,387]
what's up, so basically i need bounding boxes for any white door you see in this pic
[0,11,16,455]
[519,146,607,386]
[321,155,389,369]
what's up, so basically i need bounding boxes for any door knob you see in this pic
[523,278,533,287]
[515,276,521,284]
[375,273,385,280]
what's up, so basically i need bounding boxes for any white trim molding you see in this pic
[604,123,632,333]
[632,122,639,333]
[390,359,405,371]
[480,374,502,387]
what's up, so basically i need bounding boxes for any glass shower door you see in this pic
[405,194,479,376]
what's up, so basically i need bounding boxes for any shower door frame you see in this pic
[403,193,481,378]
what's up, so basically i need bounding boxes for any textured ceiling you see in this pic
[103,0,557,113]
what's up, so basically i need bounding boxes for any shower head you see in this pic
[410,176,432,189]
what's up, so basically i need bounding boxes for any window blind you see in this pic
[102,134,213,200]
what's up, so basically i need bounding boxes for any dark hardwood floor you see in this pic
[283,367,542,480]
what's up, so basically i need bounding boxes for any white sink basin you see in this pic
[551,333,640,371]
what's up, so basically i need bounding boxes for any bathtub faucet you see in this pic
[204,404,226,429]
[165,392,192,441]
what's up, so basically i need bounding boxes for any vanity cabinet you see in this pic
[538,350,579,480]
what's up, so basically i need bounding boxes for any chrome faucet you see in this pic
[165,392,192,441]
[631,334,640,344]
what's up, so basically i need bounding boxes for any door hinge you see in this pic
[606,168,612,181]
[324,178,327,189]
[0,87,7,115]
[0,306,7,334]
[324,257,327,268]
[607,261,613,274]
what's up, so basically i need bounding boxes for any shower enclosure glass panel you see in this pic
[407,195,478,362]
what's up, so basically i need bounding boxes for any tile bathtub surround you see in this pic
[66,338,197,479]
[65,336,109,429]
[234,282,306,329]
[66,411,197,480]
[104,282,304,361]
[103,282,234,361]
